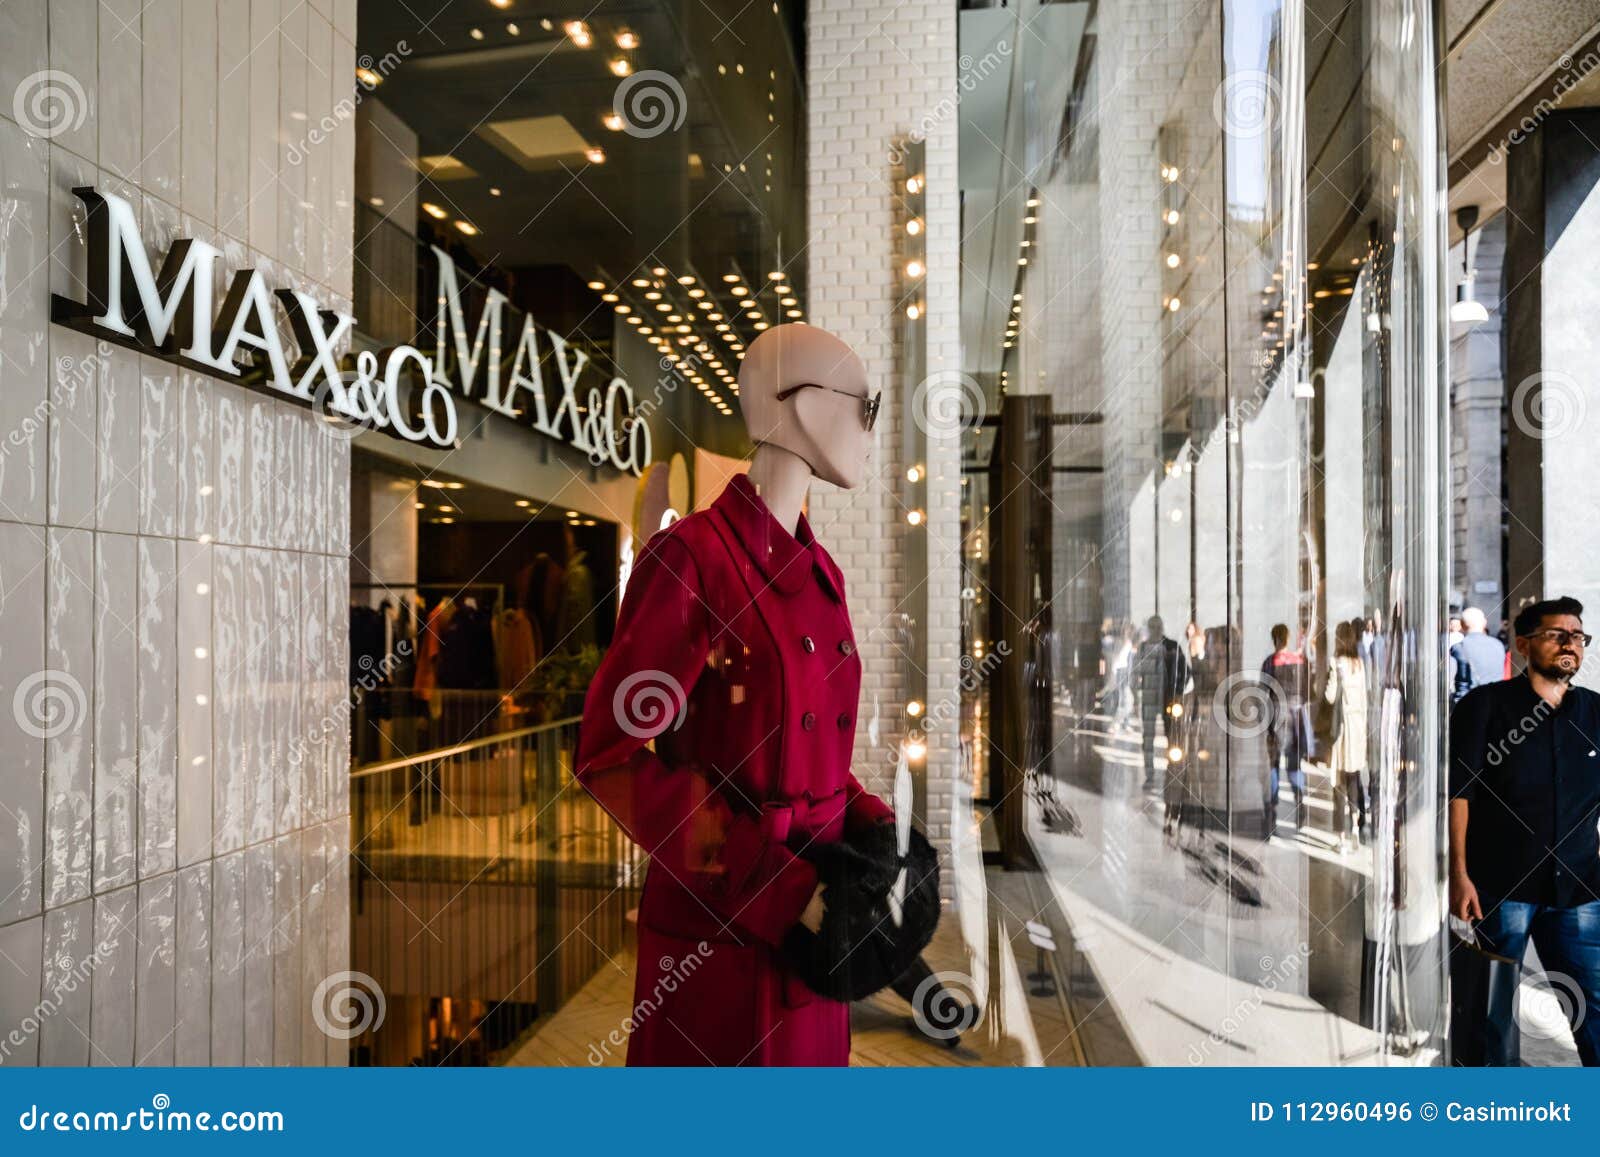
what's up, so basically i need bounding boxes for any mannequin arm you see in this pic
[575,535,818,946]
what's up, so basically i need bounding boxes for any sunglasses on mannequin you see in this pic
[775,382,882,432]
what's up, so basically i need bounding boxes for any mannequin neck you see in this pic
[745,443,813,537]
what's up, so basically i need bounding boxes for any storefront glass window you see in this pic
[962,0,1448,1063]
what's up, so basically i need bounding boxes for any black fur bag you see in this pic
[781,823,941,1002]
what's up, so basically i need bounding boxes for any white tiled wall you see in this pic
[806,2,962,857]
[0,0,357,1066]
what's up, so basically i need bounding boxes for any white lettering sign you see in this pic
[52,187,654,474]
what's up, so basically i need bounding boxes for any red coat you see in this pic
[576,474,894,1065]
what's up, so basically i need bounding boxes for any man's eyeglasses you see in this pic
[775,382,882,432]
[1527,629,1593,648]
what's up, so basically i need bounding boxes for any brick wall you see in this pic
[805,2,961,853]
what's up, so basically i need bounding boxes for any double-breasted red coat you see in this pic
[575,474,893,1066]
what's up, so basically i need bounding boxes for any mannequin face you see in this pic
[738,324,877,489]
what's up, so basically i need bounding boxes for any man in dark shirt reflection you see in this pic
[1449,596,1600,1066]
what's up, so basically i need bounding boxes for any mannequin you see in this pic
[574,323,896,1066]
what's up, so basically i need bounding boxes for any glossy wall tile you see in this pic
[0,1,354,1069]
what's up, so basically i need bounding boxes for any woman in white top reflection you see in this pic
[1324,619,1370,852]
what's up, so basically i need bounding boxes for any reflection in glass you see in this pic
[958,0,1445,1064]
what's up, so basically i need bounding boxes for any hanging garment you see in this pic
[497,608,537,692]
[576,473,894,1067]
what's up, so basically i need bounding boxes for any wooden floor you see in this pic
[506,864,1115,1067]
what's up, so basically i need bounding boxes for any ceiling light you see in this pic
[454,220,479,235]
[731,285,748,296]
[489,186,501,197]
[767,270,784,280]
[585,146,606,164]
[905,176,923,194]
[368,195,385,207]
[1026,197,1040,207]
[905,303,921,320]
[786,309,802,318]
[421,202,447,219]
[563,20,592,47]
[603,113,624,131]
[1164,209,1180,225]
[906,218,923,235]
[905,260,924,278]
[469,27,484,40]
[615,29,640,50]
[1167,297,1180,311]
[587,280,605,290]
[602,293,619,302]
[1165,253,1181,268]
[355,66,382,88]
[506,22,519,36]
[608,58,632,77]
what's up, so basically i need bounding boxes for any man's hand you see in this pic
[799,882,827,933]
[1450,869,1483,922]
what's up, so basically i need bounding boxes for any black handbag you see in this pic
[1312,663,1343,754]
[1448,926,1522,1066]
[781,823,941,1002]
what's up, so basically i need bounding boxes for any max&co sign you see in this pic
[50,187,652,475]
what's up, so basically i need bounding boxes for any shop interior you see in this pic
[348,450,619,764]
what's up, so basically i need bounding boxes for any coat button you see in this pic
[838,640,854,656]
[837,713,851,729]
[802,636,815,653]
[802,712,817,730]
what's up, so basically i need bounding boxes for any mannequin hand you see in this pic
[799,882,827,933]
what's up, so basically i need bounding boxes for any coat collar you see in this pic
[713,473,843,601]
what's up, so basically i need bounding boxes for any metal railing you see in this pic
[348,716,642,1065]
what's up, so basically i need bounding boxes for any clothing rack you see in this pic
[350,581,507,612]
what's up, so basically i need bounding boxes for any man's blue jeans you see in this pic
[1475,899,1600,1066]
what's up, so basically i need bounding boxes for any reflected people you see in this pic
[1133,615,1188,793]
[1260,624,1311,834]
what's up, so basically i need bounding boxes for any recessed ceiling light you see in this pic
[421,202,447,219]
[603,113,624,132]
[563,20,592,47]
[469,27,484,40]
[454,220,479,235]
[585,146,606,164]
[616,29,640,50]
[608,58,632,77]
[489,186,501,197]
[587,280,605,290]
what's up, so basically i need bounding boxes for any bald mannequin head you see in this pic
[737,324,875,489]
